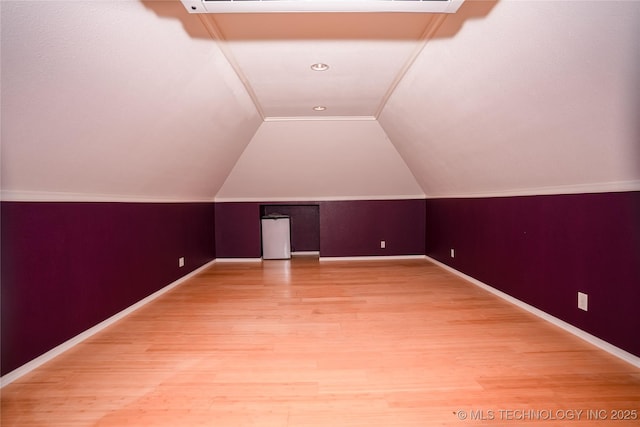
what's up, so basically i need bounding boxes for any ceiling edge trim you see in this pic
[214,194,426,202]
[264,116,377,122]
[199,14,266,119]
[182,0,465,14]
[424,180,640,199]
[0,190,216,203]
[373,12,449,119]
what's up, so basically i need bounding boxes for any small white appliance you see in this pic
[261,215,291,260]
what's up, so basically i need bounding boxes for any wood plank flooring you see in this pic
[2,258,639,426]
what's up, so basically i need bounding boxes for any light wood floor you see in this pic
[2,258,639,426]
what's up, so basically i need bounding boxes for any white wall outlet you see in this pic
[178,257,185,267]
[578,292,588,311]
[450,248,455,258]
[380,240,386,249]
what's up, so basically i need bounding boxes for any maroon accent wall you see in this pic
[7,193,634,376]
[319,199,426,257]
[215,202,262,258]
[1,202,215,375]
[215,199,426,258]
[425,191,640,357]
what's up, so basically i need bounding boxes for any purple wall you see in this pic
[1,202,215,375]
[425,191,640,357]
[215,199,426,258]
[215,202,262,258]
[6,193,635,376]
[319,199,425,257]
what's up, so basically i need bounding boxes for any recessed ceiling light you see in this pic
[310,63,329,72]
[312,106,327,111]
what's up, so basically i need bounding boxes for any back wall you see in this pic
[215,199,425,258]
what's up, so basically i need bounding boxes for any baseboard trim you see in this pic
[7,256,635,387]
[0,259,217,388]
[292,251,320,256]
[320,255,426,262]
[425,256,640,368]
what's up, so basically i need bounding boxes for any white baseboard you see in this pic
[6,256,635,388]
[425,256,640,368]
[320,255,426,262]
[292,251,320,256]
[0,259,217,388]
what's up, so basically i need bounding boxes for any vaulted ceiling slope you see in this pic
[1,0,261,202]
[380,0,640,197]
[2,1,639,203]
[216,120,424,201]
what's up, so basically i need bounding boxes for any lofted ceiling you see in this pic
[380,0,640,197]
[1,0,639,202]
[208,12,443,119]
[163,1,489,120]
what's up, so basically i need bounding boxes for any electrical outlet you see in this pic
[450,249,455,258]
[178,257,185,267]
[380,240,386,249]
[578,292,588,311]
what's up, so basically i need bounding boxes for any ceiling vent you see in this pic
[180,0,465,14]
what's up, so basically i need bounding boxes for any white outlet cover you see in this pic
[578,292,588,311]
[179,257,185,267]
[450,249,455,258]
[381,240,386,249]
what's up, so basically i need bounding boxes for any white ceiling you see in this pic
[1,0,639,201]
[209,12,442,118]
[1,0,262,201]
[380,0,640,197]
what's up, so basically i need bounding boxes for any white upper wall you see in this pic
[1,0,261,202]
[380,0,640,197]
[215,120,424,201]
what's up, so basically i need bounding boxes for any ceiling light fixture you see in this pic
[312,106,327,111]
[311,63,329,72]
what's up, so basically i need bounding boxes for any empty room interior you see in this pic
[1,0,639,425]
